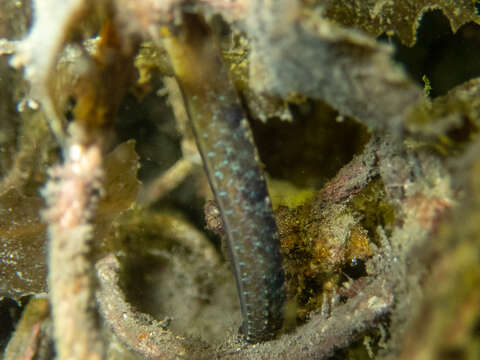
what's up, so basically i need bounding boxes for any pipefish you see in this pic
[163,15,286,343]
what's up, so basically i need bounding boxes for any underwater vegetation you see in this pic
[0,0,479,359]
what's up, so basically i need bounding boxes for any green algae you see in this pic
[350,178,395,245]
[275,179,380,322]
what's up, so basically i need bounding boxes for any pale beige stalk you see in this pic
[42,126,104,360]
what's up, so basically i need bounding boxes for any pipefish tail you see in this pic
[162,15,286,343]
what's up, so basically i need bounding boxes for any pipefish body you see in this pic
[163,15,286,343]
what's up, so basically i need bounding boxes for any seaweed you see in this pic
[322,0,480,46]
[0,140,140,301]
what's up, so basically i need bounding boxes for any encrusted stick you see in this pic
[42,125,104,360]
[96,254,189,359]
[162,15,285,343]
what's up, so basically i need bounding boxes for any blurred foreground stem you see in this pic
[42,125,104,360]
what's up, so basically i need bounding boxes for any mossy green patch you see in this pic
[350,177,396,245]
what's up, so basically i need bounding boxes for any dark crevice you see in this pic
[380,10,480,98]
[0,297,24,353]
[250,100,369,189]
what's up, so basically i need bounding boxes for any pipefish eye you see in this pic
[205,200,220,217]
[204,200,223,235]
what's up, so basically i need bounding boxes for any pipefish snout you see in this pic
[163,15,286,343]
